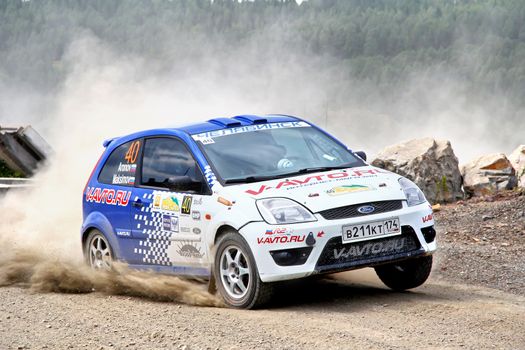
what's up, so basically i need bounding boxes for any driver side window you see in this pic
[141,137,207,193]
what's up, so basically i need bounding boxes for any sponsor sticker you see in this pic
[257,235,305,244]
[259,227,309,244]
[161,196,180,212]
[326,184,374,196]
[116,229,131,237]
[181,196,192,215]
[180,227,191,233]
[192,121,310,141]
[264,227,293,235]
[200,138,215,144]
[162,214,179,233]
[193,197,203,206]
[192,211,201,221]
[85,187,131,207]
[153,194,161,210]
[422,213,433,223]
[176,242,204,259]
[192,227,201,234]
[245,168,389,196]
[333,237,407,259]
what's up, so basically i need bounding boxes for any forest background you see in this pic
[1,0,524,176]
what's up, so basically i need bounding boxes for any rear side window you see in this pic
[141,137,204,192]
[98,140,141,186]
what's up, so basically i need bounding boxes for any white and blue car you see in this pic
[81,114,436,308]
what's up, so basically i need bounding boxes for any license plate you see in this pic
[342,218,401,243]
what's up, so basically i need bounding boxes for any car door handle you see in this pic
[132,199,143,208]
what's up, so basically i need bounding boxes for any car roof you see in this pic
[177,114,301,134]
[104,114,303,148]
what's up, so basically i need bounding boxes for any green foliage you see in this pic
[441,175,449,194]
[0,160,23,178]
[436,175,450,202]
[1,0,525,106]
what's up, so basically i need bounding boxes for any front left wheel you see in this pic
[84,230,114,270]
[214,231,273,309]
[374,255,433,291]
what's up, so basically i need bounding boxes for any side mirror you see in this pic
[167,175,205,194]
[355,151,367,162]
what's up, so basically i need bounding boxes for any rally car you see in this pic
[81,114,436,308]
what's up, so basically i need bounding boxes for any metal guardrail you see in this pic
[0,177,34,196]
[0,177,34,188]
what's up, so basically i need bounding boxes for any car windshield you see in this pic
[193,121,365,183]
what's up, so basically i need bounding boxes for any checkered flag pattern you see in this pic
[203,165,217,186]
[132,191,174,266]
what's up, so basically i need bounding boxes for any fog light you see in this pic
[421,226,436,243]
[270,247,313,266]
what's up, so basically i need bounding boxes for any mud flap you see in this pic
[207,264,217,294]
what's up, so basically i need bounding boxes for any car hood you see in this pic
[225,166,407,213]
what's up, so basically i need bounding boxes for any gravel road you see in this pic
[434,190,525,295]
[1,273,524,350]
[1,191,525,350]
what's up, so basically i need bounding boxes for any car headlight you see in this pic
[256,198,317,224]
[398,177,427,206]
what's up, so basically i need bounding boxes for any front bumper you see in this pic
[240,201,436,282]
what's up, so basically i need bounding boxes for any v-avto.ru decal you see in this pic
[245,169,389,195]
[85,187,131,206]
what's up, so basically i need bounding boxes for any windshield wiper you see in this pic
[224,175,277,184]
[288,164,351,176]
[224,164,352,184]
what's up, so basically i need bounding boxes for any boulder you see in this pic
[372,138,463,203]
[508,145,525,188]
[461,153,517,197]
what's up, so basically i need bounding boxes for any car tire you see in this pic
[84,230,114,270]
[374,255,433,291]
[214,231,273,309]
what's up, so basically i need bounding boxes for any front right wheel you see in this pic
[214,232,273,309]
[374,255,433,291]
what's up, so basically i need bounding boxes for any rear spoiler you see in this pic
[103,137,119,148]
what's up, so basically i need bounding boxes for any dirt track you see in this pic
[2,192,525,349]
[1,270,525,350]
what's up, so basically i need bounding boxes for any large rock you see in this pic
[372,138,463,203]
[508,145,525,188]
[461,153,517,197]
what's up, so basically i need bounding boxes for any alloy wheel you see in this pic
[219,245,251,299]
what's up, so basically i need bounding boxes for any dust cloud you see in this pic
[0,247,223,307]
[0,31,343,305]
[0,6,522,304]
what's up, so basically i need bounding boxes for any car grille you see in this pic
[318,200,403,220]
[315,226,423,273]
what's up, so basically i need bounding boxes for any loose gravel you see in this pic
[1,191,525,349]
